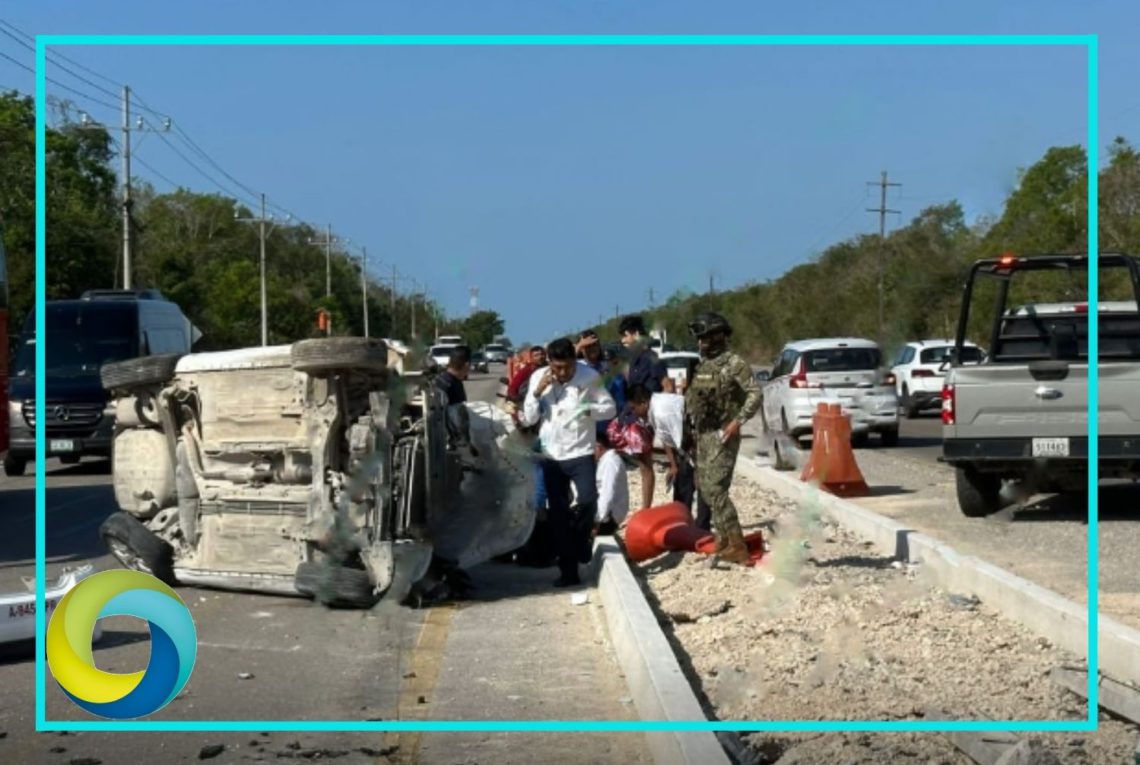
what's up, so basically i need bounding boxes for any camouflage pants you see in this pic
[695,430,744,539]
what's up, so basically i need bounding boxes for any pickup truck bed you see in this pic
[941,254,1140,517]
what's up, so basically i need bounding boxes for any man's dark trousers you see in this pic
[540,454,597,579]
[672,455,712,531]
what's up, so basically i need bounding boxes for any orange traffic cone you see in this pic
[799,403,870,497]
[624,502,711,562]
[624,502,765,566]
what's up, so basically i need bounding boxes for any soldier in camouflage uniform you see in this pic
[684,312,762,565]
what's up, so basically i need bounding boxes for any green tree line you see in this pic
[586,139,1140,365]
[2,91,509,353]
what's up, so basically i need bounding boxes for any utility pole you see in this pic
[360,247,369,338]
[121,86,132,289]
[410,279,419,340]
[648,287,655,309]
[866,171,902,343]
[77,92,169,291]
[235,194,289,346]
[308,224,337,298]
[390,264,398,337]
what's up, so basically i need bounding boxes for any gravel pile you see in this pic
[625,469,1140,764]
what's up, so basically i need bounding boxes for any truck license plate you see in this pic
[1031,437,1070,457]
[50,439,76,453]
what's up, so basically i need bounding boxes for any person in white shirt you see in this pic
[521,337,617,587]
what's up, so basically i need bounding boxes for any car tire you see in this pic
[99,511,177,584]
[294,561,381,609]
[772,438,796,471]
[100,354,182,392]
[851,432,870,448]
[955,467,1003,518]
[3,455,27,477]
[901,385,920,418]
[290,338,387,375]
[880,428,899,447]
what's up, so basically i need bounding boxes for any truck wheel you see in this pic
[99,511,177,584]
[880,428,899,447]
[101,354,182,391]
[294,561,380,609]
[955,468,1003,518]
[4,455,27,477]
[290,338,387,375]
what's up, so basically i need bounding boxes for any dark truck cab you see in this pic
[4,290,197,476]
[941,253,1140,516]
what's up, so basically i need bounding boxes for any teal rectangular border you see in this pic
[34,33,1100,733]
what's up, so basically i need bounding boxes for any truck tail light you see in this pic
[912,369,935,378]
[941,383,955,425]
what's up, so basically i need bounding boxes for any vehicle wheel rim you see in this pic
[107,539,152,574]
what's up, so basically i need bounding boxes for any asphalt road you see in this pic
[0,368,648,764]
[0,457,427,762]
[886,411,944,462]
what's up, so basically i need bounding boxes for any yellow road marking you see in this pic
[381,604,456,764]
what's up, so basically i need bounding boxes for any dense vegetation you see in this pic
[590,141,1140,364]
[1,91,498,351]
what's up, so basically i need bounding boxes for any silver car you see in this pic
[761,338,899,466]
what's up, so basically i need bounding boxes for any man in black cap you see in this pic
[684,312,762,565]
[618,314,668,393]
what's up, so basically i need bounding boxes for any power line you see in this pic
[131,89,303,222]
[0,24,123,103]
[150,127,261,209]
[0,48,125,114]
[0,23,324,259]
[0,18,171,121]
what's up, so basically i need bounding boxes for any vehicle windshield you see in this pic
[430,345,454,356]
[804,347,881,372]
[15,303,139,378]
[920,346,983,364]
[663,356,697,369]
[485,344,506,352]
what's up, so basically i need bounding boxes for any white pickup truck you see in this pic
[941,253,1140,517]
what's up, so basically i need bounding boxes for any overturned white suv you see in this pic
[98,338,535,608]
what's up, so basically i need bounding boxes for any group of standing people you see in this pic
[497,311,762,587]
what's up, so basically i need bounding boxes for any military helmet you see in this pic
[688,311,733,339]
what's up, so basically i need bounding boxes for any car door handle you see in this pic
[1034,386,1063,400]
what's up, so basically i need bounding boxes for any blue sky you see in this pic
[1,1,1137,343]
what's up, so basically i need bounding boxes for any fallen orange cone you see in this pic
[623,501,764,566]
[799,403,870,497]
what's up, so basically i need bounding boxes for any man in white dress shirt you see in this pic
[520,337,617,587]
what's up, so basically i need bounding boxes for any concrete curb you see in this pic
[592,537,732,765]
[737,457,1140,689]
